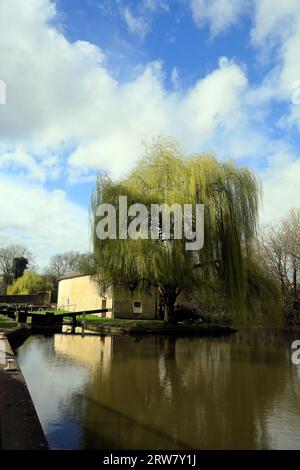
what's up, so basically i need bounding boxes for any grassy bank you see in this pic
[31,310,69,315]
[0,314,18,330]
[80,317,237,336]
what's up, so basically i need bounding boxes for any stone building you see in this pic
[57,274,158,319]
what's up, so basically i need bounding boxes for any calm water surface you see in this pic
[16,329,300,449]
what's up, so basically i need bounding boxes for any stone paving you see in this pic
[0,330,48,450]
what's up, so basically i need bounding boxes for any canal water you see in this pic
[16,329,300,450]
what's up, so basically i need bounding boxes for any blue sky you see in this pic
[0,0,300,267]
[58,0,253,84]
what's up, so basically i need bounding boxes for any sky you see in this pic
[0,0,300,268]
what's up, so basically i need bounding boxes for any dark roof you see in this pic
[59,273,90,281]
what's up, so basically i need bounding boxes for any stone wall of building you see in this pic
[57,275,113,316]
[0,291,51,306]
[113,285,158,319]
[57,275,158,319]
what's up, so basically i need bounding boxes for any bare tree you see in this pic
[259,224,290,293]
[260,208,300,321]
[284,208,300,298]
[45,251,94,282]
[0,244,34,285]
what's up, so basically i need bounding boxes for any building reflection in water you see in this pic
[79,331,300,450]
[54,329,112,376]
[17,329,300,450]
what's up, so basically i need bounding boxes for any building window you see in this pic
[133,301,142,314]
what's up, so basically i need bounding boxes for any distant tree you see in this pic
[76,252,96,275]
[7,272,52,295]
[245,253,282,325]
[285,208,300,297]
[12,257,29,280]
[0,244,34,285]
[260,208,300,322]
[45,251,94,282]
[260,209,300,295]
[46,253,70,281]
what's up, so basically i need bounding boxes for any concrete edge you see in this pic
[0,329,49,450]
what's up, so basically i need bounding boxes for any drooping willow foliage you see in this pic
[91,138,261,323]
[245,254,282,326]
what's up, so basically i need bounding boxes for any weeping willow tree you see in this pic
[91,138,261,324]
[244,254,282,326]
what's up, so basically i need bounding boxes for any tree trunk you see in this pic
[293,265,297,300]
[162,288,178,325]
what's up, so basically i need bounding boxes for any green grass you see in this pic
[80,317,236,337]
[0,314,18,330]
[80,316,163,325]
[77,315,137,324]
[31,309,69,315]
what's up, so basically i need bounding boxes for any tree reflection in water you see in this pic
[73,330,300,450]
[16,329,300,449]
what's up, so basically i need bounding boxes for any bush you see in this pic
[7,272,52,295]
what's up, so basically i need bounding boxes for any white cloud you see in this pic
[0,150,46,181]
[251,0,299,45]
[1,0,300,262]
[142,0,170,13]
[183,0,300,223]
[260,151,300,222]
[0,174,89,268]
[171,67,180,89]
[176,59,248,151]
[119,0,169,40]
[121,6,150,39]
[0,149,60,182]
[68,58,250,178]
[190,0,249,36]
[0,2,255,268]
[0,0,252,180]
[250,0,300,110]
